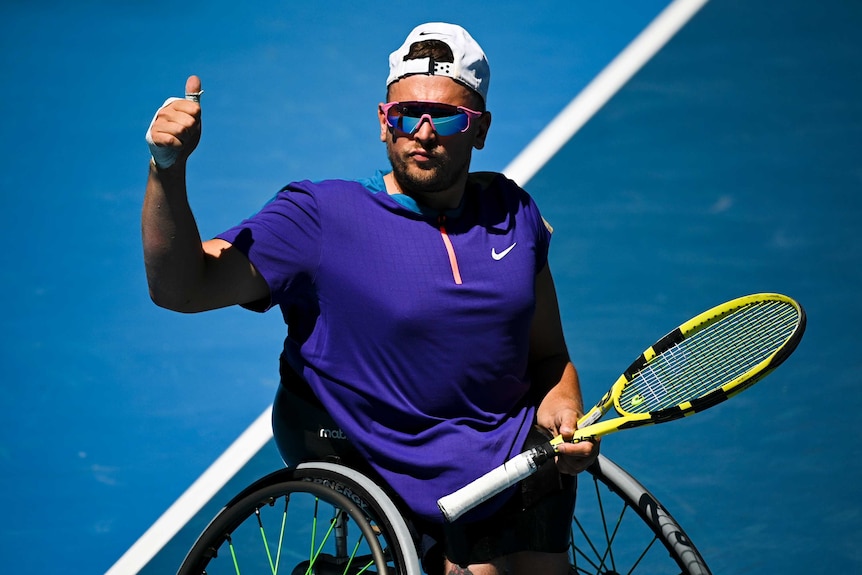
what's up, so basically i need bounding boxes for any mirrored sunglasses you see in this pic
[380,101,483,137]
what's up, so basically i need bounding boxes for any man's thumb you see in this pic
[185,75,203,102]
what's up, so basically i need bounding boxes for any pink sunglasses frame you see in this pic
[380,101,484,136]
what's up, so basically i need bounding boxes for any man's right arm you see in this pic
[142,75,269,313]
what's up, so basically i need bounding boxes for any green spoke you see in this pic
[306,500,340,575]
[255,508,276,574]
[252,495,290,575]
[343,535,380,575]
[308,498,320,569]
[227,534,241,575]
[273,496,289,574]
[341,532,363,574]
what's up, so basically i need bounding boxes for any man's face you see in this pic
[379,75,491,204]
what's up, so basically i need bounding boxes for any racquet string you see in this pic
[620,300,799,413]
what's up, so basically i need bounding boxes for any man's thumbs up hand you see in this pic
[146,75,203,169]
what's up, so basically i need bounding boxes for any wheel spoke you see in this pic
[306,500,341,574]
[570,456,711,574]
[179,458,704,575]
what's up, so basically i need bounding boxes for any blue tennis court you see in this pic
[2,0,860,573]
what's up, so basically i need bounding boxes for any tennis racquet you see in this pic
[438,292,806,522]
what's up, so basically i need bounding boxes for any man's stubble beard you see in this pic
[386,138,471,198]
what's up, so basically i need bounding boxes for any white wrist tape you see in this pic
[146,97,183,169]
[145,91,203,169]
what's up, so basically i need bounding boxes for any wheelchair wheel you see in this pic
[177,461,422,575]
[179,455,709,575]
[571,454,712,575]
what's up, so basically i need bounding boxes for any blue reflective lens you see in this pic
[398,113,468,136]
[385,102,473,136]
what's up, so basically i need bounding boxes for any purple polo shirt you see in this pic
[218,171,552,522]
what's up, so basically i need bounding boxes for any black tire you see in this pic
[177,462,422,575]
[572,454,712,575]
[178,455,710,575]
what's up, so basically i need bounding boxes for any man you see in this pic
[143,22,598,575]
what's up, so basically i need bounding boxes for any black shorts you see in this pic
[415,428,577,571]
[272,374,576,570]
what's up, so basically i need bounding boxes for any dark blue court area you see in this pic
[1,0,860,573]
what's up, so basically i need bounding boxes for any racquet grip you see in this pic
[437,445,551,522]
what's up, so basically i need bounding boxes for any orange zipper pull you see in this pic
[438,215,463,285]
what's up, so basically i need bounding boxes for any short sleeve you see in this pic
[217,185,322,310]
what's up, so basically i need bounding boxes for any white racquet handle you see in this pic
[437,446,548,522]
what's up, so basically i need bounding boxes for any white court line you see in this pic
[104,406,273,575]
[503,0,710,186]
[106,1,709,573]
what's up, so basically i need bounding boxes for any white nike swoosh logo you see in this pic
[491,242,517,260]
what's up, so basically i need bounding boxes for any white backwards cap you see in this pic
[387,22,490,104]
